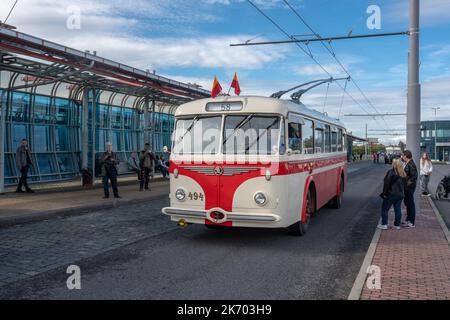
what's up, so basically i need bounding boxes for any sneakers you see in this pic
[401,221,415,228]
[393,225,401,230]
[406,222,415,228]
[377,224,388,230]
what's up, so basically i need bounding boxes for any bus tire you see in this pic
[288,188,315,236]
[331,177,344,209]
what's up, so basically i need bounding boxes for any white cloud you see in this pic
[0,0,288,70]
[386,0,450,26]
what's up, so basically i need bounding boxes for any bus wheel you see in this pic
[331,177,344,209]
[288,188,315,236]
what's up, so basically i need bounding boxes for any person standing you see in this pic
[419,152,433,196]
[100,142,120,199]
[15,138,34,193]
[378,158,407,230]
[139,143,155,191]
[401,150,418,228]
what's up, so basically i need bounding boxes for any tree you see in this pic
[398,141,406,152]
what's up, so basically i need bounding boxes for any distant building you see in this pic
[420,120,450,161]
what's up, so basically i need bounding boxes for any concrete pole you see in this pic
[406,0,421,207]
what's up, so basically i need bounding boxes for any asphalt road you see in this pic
[0,161,387,300]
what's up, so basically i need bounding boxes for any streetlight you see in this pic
[431,107,440,160]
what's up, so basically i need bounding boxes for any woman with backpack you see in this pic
[378,158,407,230]
[419,152,433,196]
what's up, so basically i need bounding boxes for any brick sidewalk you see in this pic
[361,197,450,300]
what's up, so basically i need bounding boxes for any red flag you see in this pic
[211,76,222,98]
[231,72,241,96]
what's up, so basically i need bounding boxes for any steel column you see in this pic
[144,95,149,144]
[0,77,6,194]
[151,100,156,151]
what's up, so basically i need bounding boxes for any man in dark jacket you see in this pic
[100,142,120,199]
[139,143,155,191]
[15,138,34,193]
[401,150,418,228]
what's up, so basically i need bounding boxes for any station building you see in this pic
[420,119,450,162]
[0,26,210,192]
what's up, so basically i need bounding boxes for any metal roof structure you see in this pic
[0,26,210,107]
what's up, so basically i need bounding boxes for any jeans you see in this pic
[17,165,30,191]
[420,174,430,194]
[103,170,118,197]
[381,194,403,226]
[404,189,416,224]
[140,167,152,190]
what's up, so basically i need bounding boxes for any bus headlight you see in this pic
[175,189,186,201]
[254,192,267,206]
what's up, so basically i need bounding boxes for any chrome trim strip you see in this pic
[163,207,278,222]
[181,166,261,176]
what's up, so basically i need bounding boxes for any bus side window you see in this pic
[338,129,343,152]
[324,125,331,153]
[314,123,325,153]
[288,122,302,153]
[302,119,314,155]
[331,130,338,152]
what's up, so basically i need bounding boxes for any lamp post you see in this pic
[431,107,440,160]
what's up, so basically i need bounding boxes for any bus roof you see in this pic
[175,96,346,128]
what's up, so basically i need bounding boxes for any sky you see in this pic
[1,0,450,144]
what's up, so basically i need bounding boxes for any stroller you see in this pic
[435,175,450,200]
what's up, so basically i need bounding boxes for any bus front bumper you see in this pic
[162,207,281,226]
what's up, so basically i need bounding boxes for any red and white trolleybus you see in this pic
[162,96,347,235]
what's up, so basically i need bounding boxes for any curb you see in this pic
[428,197,450,246]
[0,193,168,228]
[347,220,382,300]
[2,176,167,195]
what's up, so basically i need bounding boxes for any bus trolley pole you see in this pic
[406,0,421,210]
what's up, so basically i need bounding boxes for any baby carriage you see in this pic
[435,175,450,200]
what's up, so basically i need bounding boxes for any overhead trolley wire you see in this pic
[246,0,385,128]
[281,0,390,129]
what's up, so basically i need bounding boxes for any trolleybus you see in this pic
[162,96,347,235]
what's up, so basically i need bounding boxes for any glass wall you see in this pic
[2,89,175,185]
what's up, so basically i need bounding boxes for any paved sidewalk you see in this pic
[360,197,450,300]
[0,177,170,227]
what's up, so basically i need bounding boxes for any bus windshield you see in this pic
[223,115,280,155]
[172,115,282,155]
[173,116,222,155]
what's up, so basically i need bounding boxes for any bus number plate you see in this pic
[188,192,204,202]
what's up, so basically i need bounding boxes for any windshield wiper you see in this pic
[176,116,199,144]
[245,118,280,153]
[223,114,254,145]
